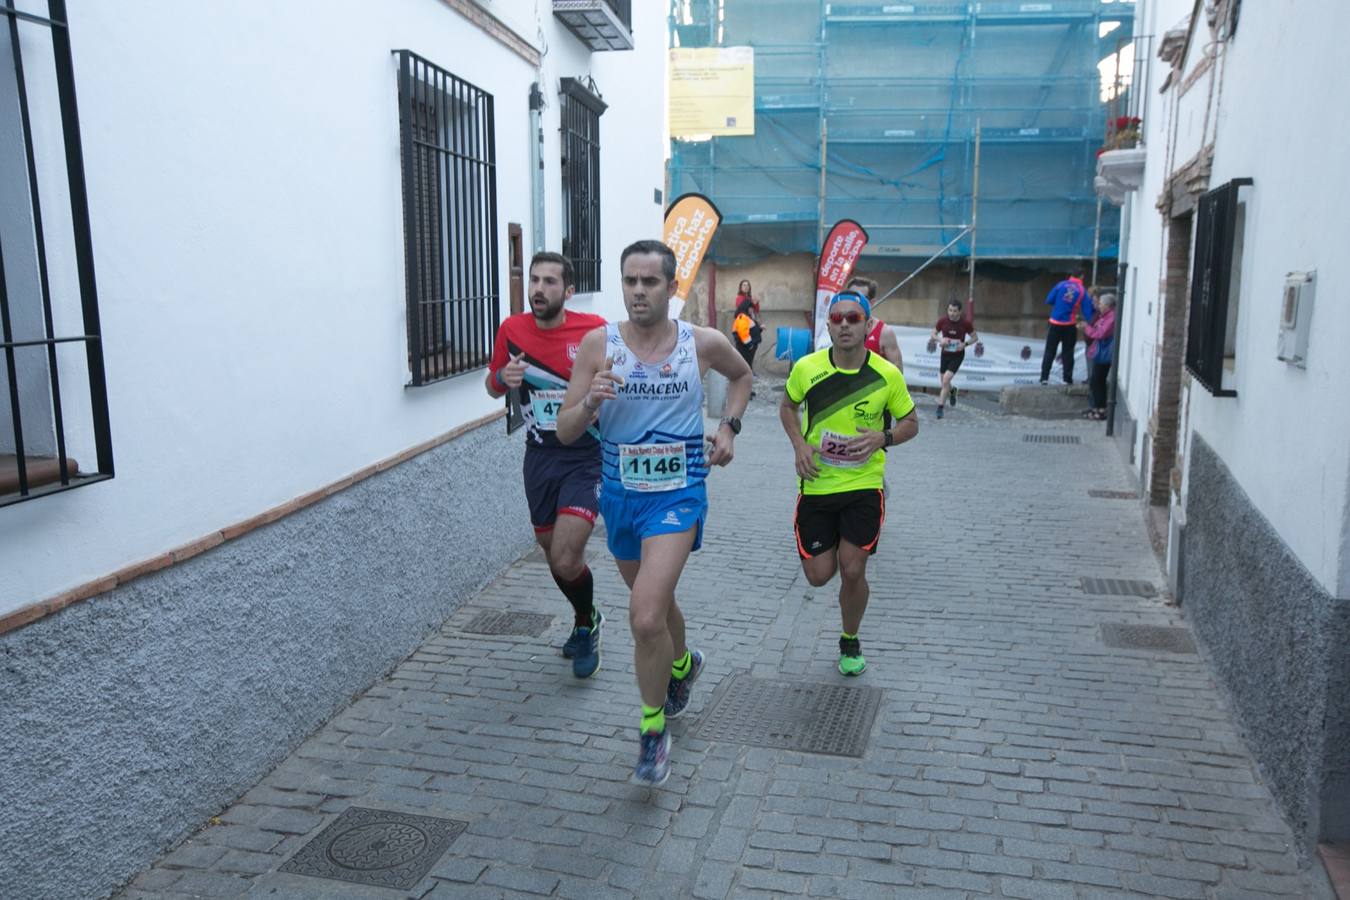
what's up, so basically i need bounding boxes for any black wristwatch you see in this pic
[883,430,894,448]
[719,416,742,435]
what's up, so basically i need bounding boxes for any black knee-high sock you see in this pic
[552,566,594,627]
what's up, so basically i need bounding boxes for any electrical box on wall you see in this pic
[1277,270,1315,367]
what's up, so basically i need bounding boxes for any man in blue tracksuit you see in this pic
[1039,269,1094,384]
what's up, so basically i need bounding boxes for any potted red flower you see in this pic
[1108,115,1142,150]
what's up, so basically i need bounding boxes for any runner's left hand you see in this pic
[705,429,735,466]
[500,352,527,389]
[846,427,886,457]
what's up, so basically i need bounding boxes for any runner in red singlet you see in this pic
[486,252,607,679]
[848,277,903,372]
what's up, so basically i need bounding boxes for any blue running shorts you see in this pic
[600,482,707,561]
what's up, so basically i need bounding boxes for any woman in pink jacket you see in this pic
[1079,292,1117,420]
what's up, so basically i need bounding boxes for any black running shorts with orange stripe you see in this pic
[794,489,885,559]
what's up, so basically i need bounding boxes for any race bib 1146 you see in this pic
[619,443,686,492]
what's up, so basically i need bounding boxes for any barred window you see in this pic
[2,0,113,507]
[1185,178,1251,397]
[396,50,500,386]
[560,78,606,294]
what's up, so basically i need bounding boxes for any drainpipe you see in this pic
[529,82,546,254]
[1106,199,1131,437]
[1091,196,1103,286]
[707,261,717,330]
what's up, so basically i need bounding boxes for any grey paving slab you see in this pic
[115,384,1331,899]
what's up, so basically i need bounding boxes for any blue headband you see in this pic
[829,291,871,319]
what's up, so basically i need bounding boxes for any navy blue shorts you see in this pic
[523,446,601,533]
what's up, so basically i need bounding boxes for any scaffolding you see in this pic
[668,0,1136,266]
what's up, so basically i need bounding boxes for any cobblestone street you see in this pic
[118,385,1329,899]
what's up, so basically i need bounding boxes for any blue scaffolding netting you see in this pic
[669,0,1135,265]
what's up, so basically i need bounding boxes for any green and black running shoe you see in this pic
[838,636,866,676]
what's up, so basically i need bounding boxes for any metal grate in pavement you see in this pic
[1081,577,1158,597]
[695,675,882,757]
[1101,624,1197,655]
[1024,434,1081,444]
[280,807,466,890]
[1088,489,1139,499]
[460,610,554,636]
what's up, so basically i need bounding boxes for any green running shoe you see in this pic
[838,636,866,676]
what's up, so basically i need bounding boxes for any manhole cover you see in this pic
[280,807,466,890]
[1024,434,1081,444]
[460,610,554,636]
[695,675,882,757]
[1088,489,1139,499]
[1101,624,1197,654]
[1081,577,1157,597]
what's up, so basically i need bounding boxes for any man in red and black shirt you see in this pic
[486,252,607,679]
[847,277,904,372]
[930,299,978,418]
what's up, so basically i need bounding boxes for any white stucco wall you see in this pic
[0,0,665,615]
[1114,0,1167,454]
[1118,0,1350,596]
[539,2,670,318]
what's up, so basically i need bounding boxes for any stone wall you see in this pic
[1182,434,1350,849]
[0,422,534,899]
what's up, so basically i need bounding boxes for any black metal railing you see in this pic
[605,0,632,31]
[395,50,500,386]
[560,77,605,293]
[1,0,112,508]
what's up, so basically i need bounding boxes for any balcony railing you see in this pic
[553,0,633,51]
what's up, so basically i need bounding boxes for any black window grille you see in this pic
[1185,177,1251,398]
[606,0,632,32]
[560,77,606,293]
[395,50,500,386]
[1,0,112,508]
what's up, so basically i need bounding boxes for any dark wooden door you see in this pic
[508,223,524,316]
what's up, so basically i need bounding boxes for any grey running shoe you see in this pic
[632,729,671,786]
[664,649,704,717]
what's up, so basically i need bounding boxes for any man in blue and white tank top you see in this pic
[556,240,752,786]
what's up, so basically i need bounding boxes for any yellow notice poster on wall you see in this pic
[669,47,755,138]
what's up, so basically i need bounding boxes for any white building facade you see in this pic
[0,1,664,896]
[1105,0,1349,857]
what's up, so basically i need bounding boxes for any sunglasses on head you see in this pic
[829,311,865,324]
